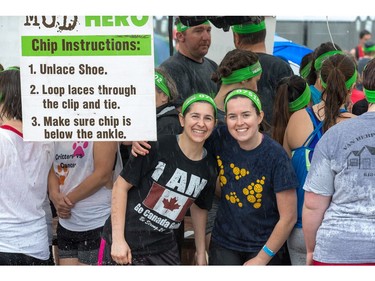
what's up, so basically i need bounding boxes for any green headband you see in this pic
[181,93,217,117]
[224,89,262,112]
[363,88,375,103]
[231,20,266,34]
[364,45,375,53]
[320,69,357,90]
[176,20,210,32]
[300,61,312,79]
[289,83,311,112]
[221,61,262,85]
[5,66,20,71]
[155,71,170,98]
[314,50,344,71]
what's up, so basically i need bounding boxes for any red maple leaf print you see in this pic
[163,197,181,211]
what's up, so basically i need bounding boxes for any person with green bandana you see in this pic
[272,75,311,145]
[351,41,375,112]
[302,57,375,265]
[357,41,375,87]
[349,29,372,61]
[154,68,182,136]
[231,16,293,127]
[305,42,343,105]
[211,49,262,126]
[205,49,264,254]
[120,67,184,258]
[160,17,219,110]
[230,16,294,265]
[99,94,218,265]
[205,89,298,265]
[283,53,357,265]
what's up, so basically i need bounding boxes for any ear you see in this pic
[178,113,185,127]
[176,31,185,43]
[258,110,264,125]
[233,33,240,48]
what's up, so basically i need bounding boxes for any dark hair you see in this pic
[362,58,375,94]
[364,41,375,55]
[306,42,342,85]
[359,29,371,39]
[211,49,259,83]
[319,54,355,132]
[272,75,308,144]
[155,67,178,103]
[299,52,314,85]
[352,98,369,115]
[0,68,22,121]
[234,16,266,46]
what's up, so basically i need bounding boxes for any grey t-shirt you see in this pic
[160,52,219,107]
[303,112,375,263]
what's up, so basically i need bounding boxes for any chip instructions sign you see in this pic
[20,15,156,141]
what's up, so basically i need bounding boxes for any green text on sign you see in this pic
[22,35,152,56]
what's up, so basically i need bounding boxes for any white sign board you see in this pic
[20,15,156,141]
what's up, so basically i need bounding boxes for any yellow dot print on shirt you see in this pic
[230,163,250,180]
[225,191,243,208]
[217,156,227,187]
[242,176,265,209]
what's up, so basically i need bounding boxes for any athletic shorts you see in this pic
[98,237,180,265]
[56,222,103,265]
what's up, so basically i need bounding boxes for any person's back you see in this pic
[0,67,54,265]
[302,59,375,264]
[160,17,219,109]
[272,75,311,145]
[306,42,343,105]
[283,53,358,265]
[231,16,293,125]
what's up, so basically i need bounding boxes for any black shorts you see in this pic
[56,222,103,265]
[98,237,180,265]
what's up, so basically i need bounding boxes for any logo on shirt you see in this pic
[143,182,194,222]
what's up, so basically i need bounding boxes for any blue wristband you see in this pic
[262,245,275,257]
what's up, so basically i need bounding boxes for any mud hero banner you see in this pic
[20,15,156,141]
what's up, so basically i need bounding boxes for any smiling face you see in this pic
[225,96,263,149]
[179,101,216,144]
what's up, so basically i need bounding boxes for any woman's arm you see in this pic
[110,175,133,265]
[244,188,297,265]
[302,191,331,265]
[48,165,72,218]
[190,203,208,265]
[65,141,118,204]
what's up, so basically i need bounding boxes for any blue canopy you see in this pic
[273,35,313,73]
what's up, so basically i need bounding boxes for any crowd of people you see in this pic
[1,17,374,266]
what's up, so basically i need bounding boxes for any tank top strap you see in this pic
[303,107,323,147]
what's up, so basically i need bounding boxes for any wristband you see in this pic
[262,245,275,257]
